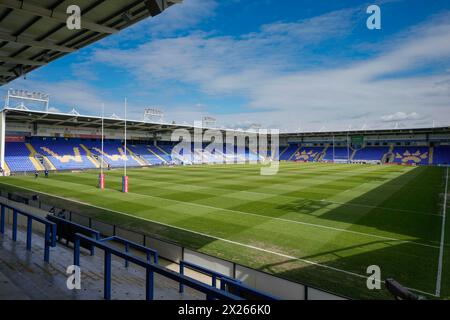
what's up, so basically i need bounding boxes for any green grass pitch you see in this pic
[0,162,448,299]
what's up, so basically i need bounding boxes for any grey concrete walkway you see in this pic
[0,226,204,300]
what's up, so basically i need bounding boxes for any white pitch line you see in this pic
[93,169,440,217]
[435,167,449,297]
[130,190,440,249]
[0,179,439,249]
[0,180,436,297]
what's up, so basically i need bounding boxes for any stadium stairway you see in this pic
[33,141,95,171]
[288,145,301,161]
[146,147,167,164]
[155,145,170,157]
[429,146,434,165]
[24,143,45,170]
[322,145,330,161]
[126,147,148,166]
[89,145,140,168]
[350,148,357,161]
[80,144,101,168]
[278,146,289,159]
[42,156,57,171]
[151,145,172,163]
[4,143,36,172]
[382,145,395,163]
[0,224,205,300]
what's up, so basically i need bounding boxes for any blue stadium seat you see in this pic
[82,140,140,168]
[4,142,36,172]
[392,147,430,165]
[353,147,389,161]
[31,139,97,170]
[291,147,324,162]
[433,146,450,165]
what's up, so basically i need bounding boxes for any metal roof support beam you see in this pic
[78,119,103,127]
[145,0,182,16]
[0,70,15,77]
[104,121,125,128]
[0,31,75,53]
[54,117,78,126]
[0,0,119,34]
[0,55,44,66]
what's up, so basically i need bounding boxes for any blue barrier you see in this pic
[179,260,240,299]
[73,233,243,301]
[0,203,56,262]
[46,215,100,256]
[99,236,158,267]
[220,278,278,300]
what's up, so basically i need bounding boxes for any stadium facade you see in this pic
[0,107,449,174]
[0,0,449,303]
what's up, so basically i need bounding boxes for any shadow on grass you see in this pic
[276,166,445,242]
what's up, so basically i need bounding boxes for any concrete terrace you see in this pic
[0,225,204,300]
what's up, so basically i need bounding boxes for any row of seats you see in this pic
[82,140,141,168]
[4,139,264,172]
[353,147,389,161]
[4,143,36,172]
[5,140,450,172]
[282,145,450,165]
[391,147,430,165]
[433,146,450,165]
[31,139,96,170]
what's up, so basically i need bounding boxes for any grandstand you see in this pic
[0,0,449,303]
[0,106,449,301]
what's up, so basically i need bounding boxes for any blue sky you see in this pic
[6,0,450,132]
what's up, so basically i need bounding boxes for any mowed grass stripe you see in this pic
[77,167,441,217]
[52,165,444,247]
[1,163,446,298]
[41,167,441,247]
[0,177,439,297]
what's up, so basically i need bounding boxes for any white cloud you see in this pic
[381,112,421,122]
[47,107,61,113]
[12,7,450,132]
[88,8,450,131]
[116,0,218,40]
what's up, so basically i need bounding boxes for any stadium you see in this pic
[0,0,449,303]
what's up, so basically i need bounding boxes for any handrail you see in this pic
[46,214,100,255]
[179,260,240,298]
[0,195,349,300]
[66,211,346,300]
[47,214,100,239]
[99,235,158,267]
[74,233,243,301]
[0,203,56,262]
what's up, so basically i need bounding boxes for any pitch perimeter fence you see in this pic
[0,190,347,300]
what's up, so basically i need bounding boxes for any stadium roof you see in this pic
[283,126,450,137]
[0,0,181,85]
[2,107,450,137]
[2,107,197,133]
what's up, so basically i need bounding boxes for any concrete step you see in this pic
[0,227,203,300]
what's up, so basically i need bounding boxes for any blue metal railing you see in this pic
[0,203,56,262]
[99,235,158,267]
[73,233,243,301]
[179,260,240,298]
[46,215,100,255]
[179,260,277,300]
